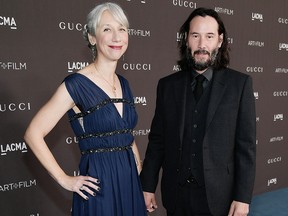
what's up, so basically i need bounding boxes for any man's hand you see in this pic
[228,200,249,216]
[143,192,158,213]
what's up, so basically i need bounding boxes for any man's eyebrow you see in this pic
[190,32,216,35]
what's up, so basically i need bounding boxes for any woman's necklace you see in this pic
[93,63,117,97]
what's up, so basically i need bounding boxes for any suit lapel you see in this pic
[205,69,227,130]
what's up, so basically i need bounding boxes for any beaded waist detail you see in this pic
[81,144,132,155]
[77,128,133,140]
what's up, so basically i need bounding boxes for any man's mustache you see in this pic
[193,50,210,56]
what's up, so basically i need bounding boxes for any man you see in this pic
[140,8,256,216]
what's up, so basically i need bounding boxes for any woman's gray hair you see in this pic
[83,2,129,60]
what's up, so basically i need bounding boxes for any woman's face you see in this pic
[91,10,128,62]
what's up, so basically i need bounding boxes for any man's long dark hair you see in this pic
[178,7,230,71]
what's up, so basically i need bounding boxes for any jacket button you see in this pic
[187,176,195,183]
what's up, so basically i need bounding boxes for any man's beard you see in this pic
[187,48,218,71]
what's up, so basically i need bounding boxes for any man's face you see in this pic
[187,15,223,72]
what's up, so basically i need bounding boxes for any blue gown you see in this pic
[64,73,147,216]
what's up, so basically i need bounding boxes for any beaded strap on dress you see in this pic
[69,98,134,122]
[81,143,132,155]
[77,128,133,140]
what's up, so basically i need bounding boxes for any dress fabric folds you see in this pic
[64,73,146,216]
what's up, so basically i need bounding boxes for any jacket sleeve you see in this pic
[234,75,256,203]
[140,79,165,193]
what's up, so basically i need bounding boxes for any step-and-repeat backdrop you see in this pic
[1,0,288,215]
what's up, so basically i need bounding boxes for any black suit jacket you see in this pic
[140,68,256,216]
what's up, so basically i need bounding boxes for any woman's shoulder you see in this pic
[63,74,85,90]
[64,66,91,82]
[64,72,80,81]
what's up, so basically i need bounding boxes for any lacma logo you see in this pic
[267,178,277,186]
[252,13,263,22]
[274,114,283,121]
[1,142,28,156]
[0,15,17,29]
[134,96,147,106]
[279,43,288,51]
[67,62,89,73]
[270,136,283,142]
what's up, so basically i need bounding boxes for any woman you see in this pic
[24,2,147,216]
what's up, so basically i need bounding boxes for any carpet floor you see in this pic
[249,188,288,216]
